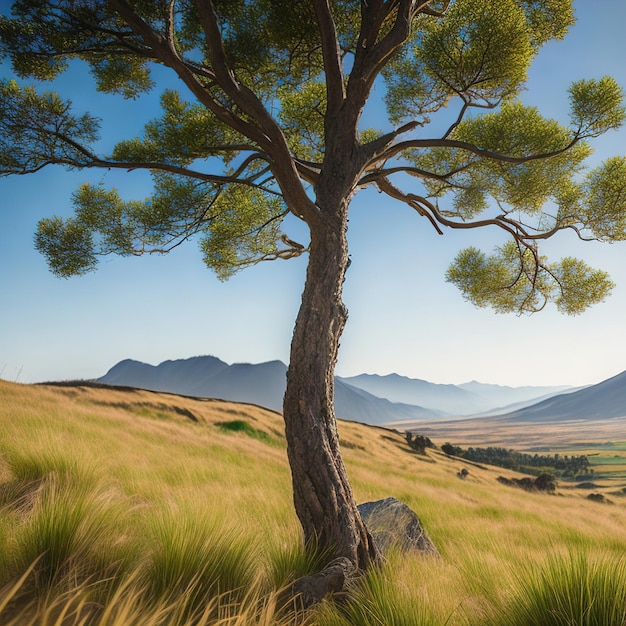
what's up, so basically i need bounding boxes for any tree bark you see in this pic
[283,205,381,571]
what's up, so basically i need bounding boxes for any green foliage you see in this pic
[0,0,154,95]
[441,444,592,478]
[456,102,590,212]
[405,433,436,454]
[581,157,626,241]
[0,0,624,321]
[569,76,625,138]
[385,0,535,123]
[278,81,326,161]
[551,257,615,315]
[34,176,287,279]
[34,216,97,278]
[0,79,99,175]
[420,0,532,105]
[446,242,613,315]
[518,0,575,48]
[200,184,286,280]
[112,90,245,166]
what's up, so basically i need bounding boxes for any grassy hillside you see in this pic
[1,379,626,625]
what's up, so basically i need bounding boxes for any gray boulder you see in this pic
[358,497,439,557]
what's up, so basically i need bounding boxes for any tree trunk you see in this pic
[283,209,381,571]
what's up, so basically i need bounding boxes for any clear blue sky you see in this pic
[1,1,625,388]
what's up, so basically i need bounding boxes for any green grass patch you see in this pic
[215,419,276,445]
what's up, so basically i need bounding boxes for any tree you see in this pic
[1,0,625,575]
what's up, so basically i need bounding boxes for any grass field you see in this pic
[1,379,626,624]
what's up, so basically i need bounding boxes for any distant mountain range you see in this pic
[340,373,572,416]
[95,355,603,425]
[97,356,441,425]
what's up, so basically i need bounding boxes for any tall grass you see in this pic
[12,478,136,593]
[495,550,626,626]
[0,564,307,626]
[143,502,259,618]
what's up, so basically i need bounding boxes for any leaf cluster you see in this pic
[0,0,155,98]
[384,0,546,124]
[112,90,245,166]
[0,79,99,174]
[446,242,614,315]
[414,101,593,217]
[34,175,287,279]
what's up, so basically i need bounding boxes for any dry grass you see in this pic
[1,379,626,624]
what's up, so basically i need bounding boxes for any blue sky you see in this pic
[1,1,625,388]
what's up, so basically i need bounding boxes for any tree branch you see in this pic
[358,162,473,187]
[349,0,449,113]
[107,0,273,151]
[376,135,581,165]
[312,0,345,113]
[104,0,320,224]
[189,0,321,224]
[348,0,414,110]
[4,122,281,193]
[375,176,595,250]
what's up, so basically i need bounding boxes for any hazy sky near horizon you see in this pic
[1,1,625,389]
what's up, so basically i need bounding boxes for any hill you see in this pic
[1,379,626,624]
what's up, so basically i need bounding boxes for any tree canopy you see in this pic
[2,0,625,575]
[1,0,624,311]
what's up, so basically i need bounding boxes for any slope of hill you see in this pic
[499,369,626,422]
[97,356,441,424]
[2,379,626,625]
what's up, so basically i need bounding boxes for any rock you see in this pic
[357,497,439,557]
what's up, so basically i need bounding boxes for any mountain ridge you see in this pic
[98,357,443,425]
[95,355,603,425]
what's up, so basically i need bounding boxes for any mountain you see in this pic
[97,356,442,425]
[99,356,285,410]
[338,373,570,416]
[100,355,618,426]
[498,369,626,422]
